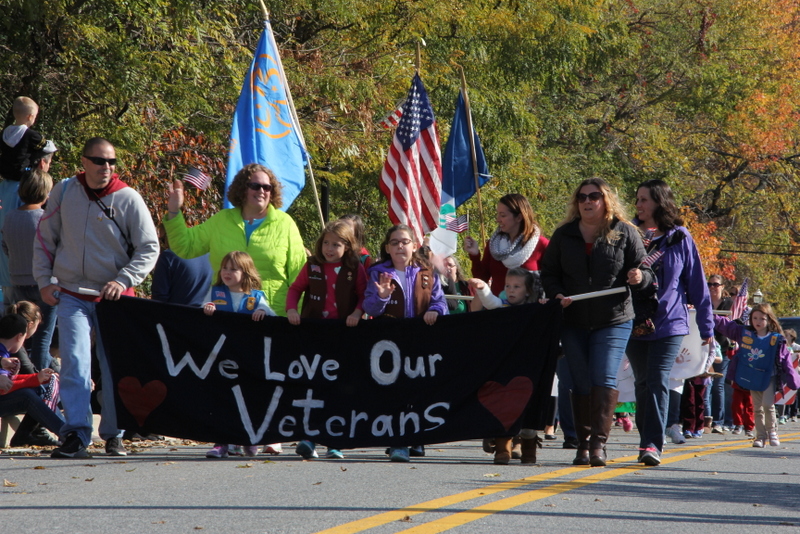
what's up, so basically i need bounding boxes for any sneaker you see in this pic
[243,446,260,457]
[768,432,780,446]
[692,431,703,439]
[745,429,754,438]
[620,416,633,433]
[684,430,693,439]
[51,432,90,459]
[666,424,686,444]
[389,447,410,462]
[752,439,765,448]
[778,416,787,425]
[206,444,229,458]
[640,448,661,466]
[263,443,282,455]
[732,425,743,435]
[711,424,725,434]
[228,445,244,456]
[105,437,127,456]
[295,440,318,459]
[326,448,344,459]
[409,445,425,457]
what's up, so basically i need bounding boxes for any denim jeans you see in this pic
[626,335,684,452]
[57,293,123,446]
[710,357,729,425]
[10,284,58,371]
[560,320,633,395]
[0,387,64,436]
[556,356,576,438]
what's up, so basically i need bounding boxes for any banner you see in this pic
[98,298,561,448]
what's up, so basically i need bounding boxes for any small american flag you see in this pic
[640,229,664,268]
[42,374,60,412]
[730,277,749,321]
[181,166,212,190]
[378,99,405,129]
[379,74,443,243]
[445,213,469,233]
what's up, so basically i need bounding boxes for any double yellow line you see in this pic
[316,434,798,534]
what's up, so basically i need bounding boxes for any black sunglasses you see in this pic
[246,182,273,192]
[707,282,722,287]
[577,191,603,203]
[84,156,117,166]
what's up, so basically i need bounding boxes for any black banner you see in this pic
[98,297,561,448]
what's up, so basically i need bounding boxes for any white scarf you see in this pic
[489,227,540,269]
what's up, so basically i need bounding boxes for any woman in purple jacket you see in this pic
[627,179,714,466]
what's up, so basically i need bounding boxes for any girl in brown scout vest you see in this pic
[363,224,448,462]
[285,220,368,459]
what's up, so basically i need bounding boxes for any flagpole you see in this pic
[459,66,487,246]
[258,0,325,229]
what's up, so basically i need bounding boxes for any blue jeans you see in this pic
[626,335,684,452]
[11,284,58,371]
[58,294,123,446]
[560,321,633,395]
[710,357,729,425]
[0,387,64,436]
[556,356,576,438]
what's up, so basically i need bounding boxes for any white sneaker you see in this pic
[768,432,780,446]
[263,443,283,455]
[752,439,765,448]
[666,424,686,444]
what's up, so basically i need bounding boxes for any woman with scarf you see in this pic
[464,193,549,461]
[463,193,548,295]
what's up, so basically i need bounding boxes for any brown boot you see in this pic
[482,438,496,454]
[589,386,619,467]
[511,436,522,460]
[520,434,542,465]
[493,437,513,465]
[571,392,592,465]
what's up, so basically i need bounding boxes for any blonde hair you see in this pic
[12,96,38,121]
[214,251,262,293]
[559,177,634,243]
[313,220,359,269]
[6,300,42,324]
[18,169,53,204]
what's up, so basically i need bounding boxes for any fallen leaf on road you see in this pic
[562,497,571,500]
[340,467,347,472]
[399,516,412,523]
[262,460,274,464]
[84,464,96,467]
[753,503,762,507]
[483,473,500,477]
[313,481,322,485]
[152,521,166,524]
[126,468,137,472]
[3,479,17,487]
[779,522,795,526]
[236,463,253,468]
[33,466,45,470]
[594,498,603,502]
[194,527,203,530]
[544,504,556,507]
[709,472,718,475]
[85,478,94,482]
[158,462,175,466]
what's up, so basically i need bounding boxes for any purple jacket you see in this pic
[363,260,448,318]
[714,315,800,390]
[634,225,714,340]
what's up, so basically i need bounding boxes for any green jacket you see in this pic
[164,206,306,316]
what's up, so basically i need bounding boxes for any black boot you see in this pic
[9,415,59,447]
[589,386,619,467]
[571,393,591,465]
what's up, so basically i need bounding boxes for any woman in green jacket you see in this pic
[165,163,307,320]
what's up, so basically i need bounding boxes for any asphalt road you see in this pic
[2,423,799,534]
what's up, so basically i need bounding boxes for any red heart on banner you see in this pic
[478,377,534,431]
[117,377,167,426]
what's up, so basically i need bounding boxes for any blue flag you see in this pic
[226,20,307,209]
[441,90,490,209]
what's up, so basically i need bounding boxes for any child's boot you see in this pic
[493,437,513,465]
[511,436,522,460]
[520,433,542,465]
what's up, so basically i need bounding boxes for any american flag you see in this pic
[445,213,469,233]
[379,74,442,243]
[42,374,60,412]
[181,166,212,190]
[378,99,405,129]
[730,277,749,321]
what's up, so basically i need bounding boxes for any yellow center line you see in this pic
[314,434,799,534]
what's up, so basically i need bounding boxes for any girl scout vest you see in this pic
[300,259,359,319]
[734,330,780,391]
[382,267,433,318]
[210,285,266,315]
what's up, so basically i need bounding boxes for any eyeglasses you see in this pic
[246,182,273,192]
[389,239,412,247]
[577,192,603,203]
[707,282,722,287]
[85,156,117,166]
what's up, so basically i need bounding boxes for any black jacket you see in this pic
[541,217,653,330]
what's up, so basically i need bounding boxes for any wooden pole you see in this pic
[258,0,325,229]
[459,66,487,246]
[415,41,421,74]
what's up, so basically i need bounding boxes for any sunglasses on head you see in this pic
[577,191,603,203]
[85,156,117,166]
[246,182,273,192]
[707,282,722,287]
